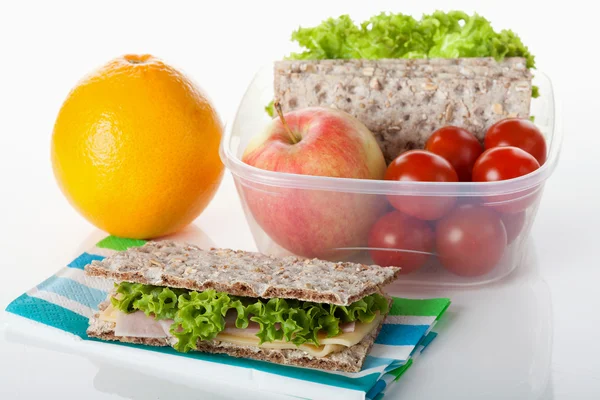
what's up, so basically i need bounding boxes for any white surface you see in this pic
[0,0,598,399]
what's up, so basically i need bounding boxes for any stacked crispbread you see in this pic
[274,57,533,162]
[85,241,400,372]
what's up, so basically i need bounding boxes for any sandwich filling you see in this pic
[99,282,389,357]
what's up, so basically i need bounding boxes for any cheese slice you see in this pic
[215,331,346,357]
[319,313,383,346]
[100,303,119,323]
[100,304,382,358]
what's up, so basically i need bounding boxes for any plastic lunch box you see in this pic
[220,65,562,286]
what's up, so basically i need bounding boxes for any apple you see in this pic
[241,104,387,259]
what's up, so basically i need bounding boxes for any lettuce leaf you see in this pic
[288,11,535,69]
[111,282,388,353]
[290,14,361,60]
[265,100,275,117]
[111,282,185,320]
[171,290,245,352]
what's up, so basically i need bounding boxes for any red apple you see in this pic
[241,105,387,259]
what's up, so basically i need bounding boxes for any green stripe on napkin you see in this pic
[391,359,413,381]
[390,298,450,318]
[96,236,147,251]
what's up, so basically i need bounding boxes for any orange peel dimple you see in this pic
[123,54,153,64]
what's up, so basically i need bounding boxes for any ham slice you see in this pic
[114,310,173,338]
[223,310,260,335]
[340,321,355,333]
[158,319,175,337]
[224,311,238,327]
[223,321,260,335]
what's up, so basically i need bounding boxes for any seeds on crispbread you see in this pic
[274,57,533,163]
[85,241,399,306]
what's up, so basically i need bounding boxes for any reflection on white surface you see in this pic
[92,365,205,400]
[91,362,291,400]
[385,239,553,399]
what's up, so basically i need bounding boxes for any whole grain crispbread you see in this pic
[274,57,533,163]
[87,306,382,373]
[84,241,399,306]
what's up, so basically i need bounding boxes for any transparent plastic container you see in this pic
[221,66,562,286]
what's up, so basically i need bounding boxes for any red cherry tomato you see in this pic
[485,118,547,165]
[385,150,458,220]
[500,211,526,245]
[436,206,507,277]
[472,146,541,213]
[368,210,435,273]
[425,126,483,181]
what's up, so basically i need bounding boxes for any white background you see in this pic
[0,0,598,399]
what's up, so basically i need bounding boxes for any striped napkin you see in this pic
[5,236,450,400]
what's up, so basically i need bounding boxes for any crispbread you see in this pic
[85,241,399,306]
[276,57,531,78]
[87,303,382,373]
[274,57,533,163]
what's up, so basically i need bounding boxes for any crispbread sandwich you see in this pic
[85,241,400,372]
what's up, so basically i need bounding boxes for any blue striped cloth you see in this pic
[5,236,450,399]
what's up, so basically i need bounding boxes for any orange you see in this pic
[51,54,224,239]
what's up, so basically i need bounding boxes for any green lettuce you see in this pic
[288,11,535,69]
[171,290,248,352]
[265,100,275,117]
[110,282,389,353]
[111,282,185,320]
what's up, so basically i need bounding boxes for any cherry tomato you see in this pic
[385,150,458,220]
[500,211,526,245]
[472,146,541,213]
[368,210,435,273]
[485,118,547,165]
[436,206,507,277]
[425,126,483,181]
